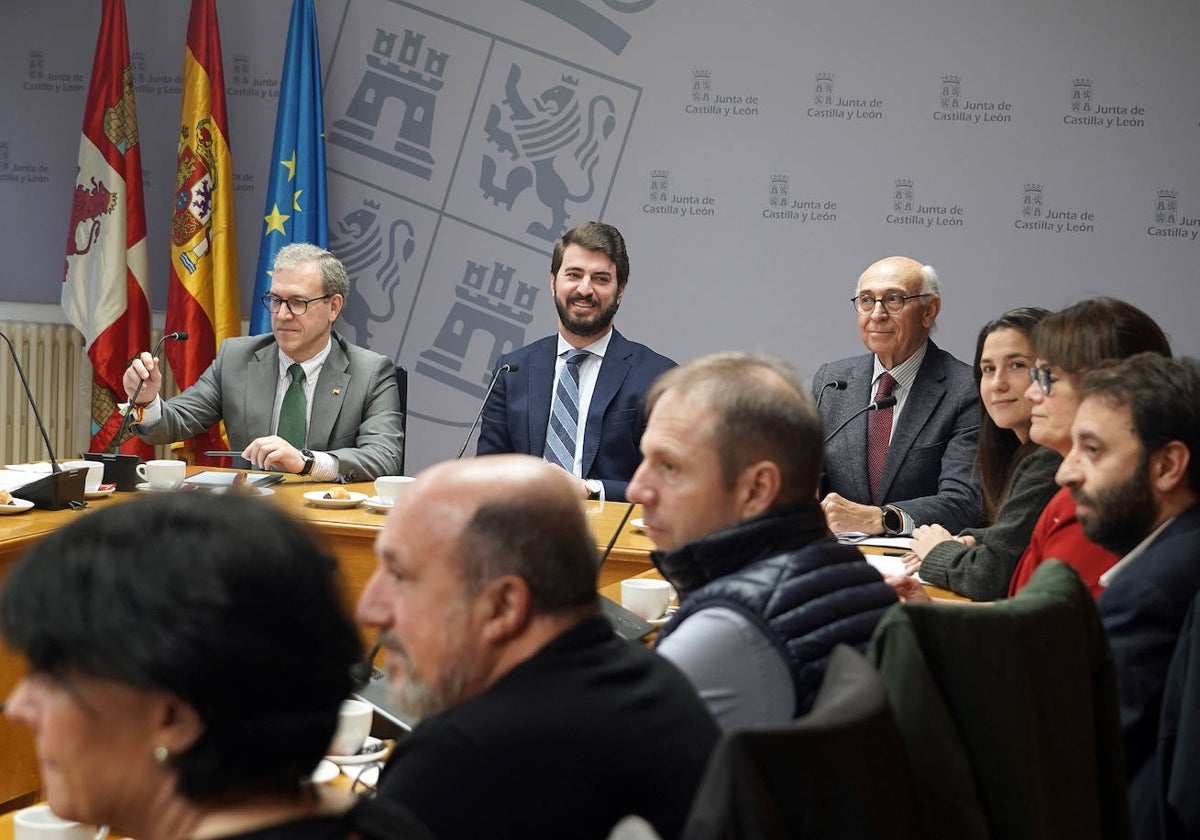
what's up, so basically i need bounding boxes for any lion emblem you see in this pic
[480,64,617,242]
[64,175,118,274]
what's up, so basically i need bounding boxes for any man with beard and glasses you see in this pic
[1056,353,1200,837]
[357,455,719,840]
[476,221,676,501]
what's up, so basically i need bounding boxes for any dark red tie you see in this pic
[867,373,897,502]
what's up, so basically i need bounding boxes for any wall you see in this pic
[2,0,1198,473]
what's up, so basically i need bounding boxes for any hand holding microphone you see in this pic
[122,332,188,407]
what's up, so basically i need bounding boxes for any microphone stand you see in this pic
[822,395,898,444]
[455,363,519,458]
[0,329,86,509]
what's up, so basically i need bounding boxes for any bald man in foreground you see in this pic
[358,455,718,839]
[813,255,980,536]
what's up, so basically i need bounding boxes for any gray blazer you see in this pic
[812,340,982,532]
[137,332,404,481]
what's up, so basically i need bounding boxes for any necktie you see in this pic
[277,363,308,448]
[867,372,897,502]
[544,350,589,472]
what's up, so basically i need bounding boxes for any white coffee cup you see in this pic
[136,459,186,490]
[328,698,373,757]
[621,578,677,621]
[13,804,108,840]
[374,475,414,503]
[61,460,103,492]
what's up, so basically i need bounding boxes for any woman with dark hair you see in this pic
[1,493,431,840]
[1008,297,1172,596]
[903,307,1058,600]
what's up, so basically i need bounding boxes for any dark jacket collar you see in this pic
[652,502,830,600]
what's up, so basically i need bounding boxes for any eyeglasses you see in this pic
[1029,365,1056,395]
[851,292,933,315]
[259,292,332,316]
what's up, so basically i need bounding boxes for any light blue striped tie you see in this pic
[544,349,589,471]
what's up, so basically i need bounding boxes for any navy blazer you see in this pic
[476,329,676,501]
[1099,502,1200,836]
[812,340,981,532]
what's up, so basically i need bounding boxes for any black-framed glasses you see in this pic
[851,292,933,315]
[259,292,332,316]
[1029,365,1055,395]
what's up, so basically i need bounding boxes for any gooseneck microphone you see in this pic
[109,331,189,453]
[822,394,897,444]
[455,363,519,459]
[351,638,384,688]
[815,378,848,411]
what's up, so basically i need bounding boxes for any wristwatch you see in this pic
[880,504,904,537]
[584,479,603,501]
[298,449,316,477]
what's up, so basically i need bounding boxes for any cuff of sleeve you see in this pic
[307,452,339,482]
[132,396,163,428]
[918,540,965,589]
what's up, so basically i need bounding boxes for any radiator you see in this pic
[1,321,179,465]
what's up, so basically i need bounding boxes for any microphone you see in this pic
[815,378,847,411]
[109,331,189,453]
[351,638,384,688]
[822,394,897,444]
[455,362,519,459]
[594,504,658,641]
[0,329,86,508]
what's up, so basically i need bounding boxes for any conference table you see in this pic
[0,468,962,814]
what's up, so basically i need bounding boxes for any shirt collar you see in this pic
[873,340,927,390]
[556,329,612,360]
[1099,516,1175,587]
[278,337,333,381]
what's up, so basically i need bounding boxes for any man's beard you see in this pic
[554,291,620,339]
[1074,458,1156,557]
[380,633,474,725]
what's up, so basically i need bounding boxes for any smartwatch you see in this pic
[298,449,316,477]
[881,504,904,537]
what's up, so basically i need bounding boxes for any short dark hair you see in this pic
[457,494,600,613]
[1033,297,1171,382]
[550,221,630,288]
[645,353,823,504]
[1080,353,1200,494]
[972,307,1051,524]
[0,493,361,801]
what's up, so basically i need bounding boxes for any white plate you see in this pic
[326,736,389,765]
[210,485,276,497]
[85,487,116,499]
[309,759,339,784]
[362,496,394,513]
[303,489,367,509]
[0,498,34,515]
[630,517,647,531]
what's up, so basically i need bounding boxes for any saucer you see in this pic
[630,517,647,531]
[309,759,339,784]
[362,496,394,513]
[303,490,367,509]
[0,498,34,515]
[326,736,389,765]
[85,487,116,499]
[136,482,184,492]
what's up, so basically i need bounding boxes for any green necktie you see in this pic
[277,363,308,448]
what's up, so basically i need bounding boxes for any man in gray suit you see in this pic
[122,243,404,482]
[812,255,980,536]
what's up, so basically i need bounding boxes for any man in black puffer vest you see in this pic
[628,352,898,731]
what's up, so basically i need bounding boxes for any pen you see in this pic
[203,450,243,458]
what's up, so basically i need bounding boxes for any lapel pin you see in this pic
[332,387,341,396]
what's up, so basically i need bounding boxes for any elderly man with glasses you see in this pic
[123,243,404,480]
[812,255,981,536]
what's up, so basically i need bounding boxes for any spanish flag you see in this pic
[166,0,240,459]
[61,0,152,457]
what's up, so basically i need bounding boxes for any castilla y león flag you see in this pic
[61,0,152,458]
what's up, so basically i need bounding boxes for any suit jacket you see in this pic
[813,340,981,532]
[476,329,676,501]
[1098,503,1200,838]
[137,332,404,481]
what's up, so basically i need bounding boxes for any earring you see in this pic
[153,745,170,764]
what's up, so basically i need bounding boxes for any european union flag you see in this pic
[250,0,327,335]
